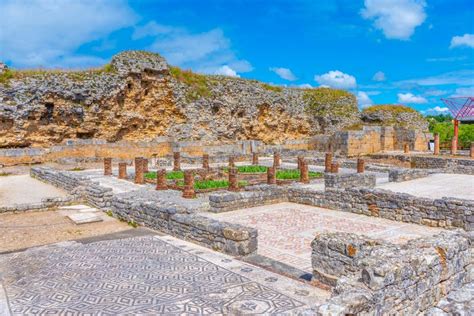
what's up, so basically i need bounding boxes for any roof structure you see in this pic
[441,97,474,122]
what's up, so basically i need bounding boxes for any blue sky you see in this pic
[1,0,473,114]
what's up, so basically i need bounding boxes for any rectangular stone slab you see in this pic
[67,213,103,224]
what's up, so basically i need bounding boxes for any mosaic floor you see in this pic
[0,235,328,315]
[205,202,444,272]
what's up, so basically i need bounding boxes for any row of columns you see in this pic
[324,153,365,174]
[433,133,474,158]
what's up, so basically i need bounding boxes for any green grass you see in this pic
[145,171,184,180]
[176,179,248,190]
[363,104,417,114]
[303,87,357,117]
[276,169,323,180]
[224,165,268,173]
[0,69,14,84]
[68,167,85,171]
[169,66,212,101]
[261,83,283,92]
[0,172,11,177]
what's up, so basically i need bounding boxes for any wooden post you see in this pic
[300,160,309,184]
[103,158,112,176]
[156,169,167,190]
[228,167,239,191]
[357,158,365,173]
[118,162,127,179]
[134,157,144,184]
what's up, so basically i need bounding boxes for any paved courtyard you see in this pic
[205,202,444,272]
[377,173,474,200]
[0,234,328,315]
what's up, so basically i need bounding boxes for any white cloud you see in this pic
[397,70,474,87]
[297,83,313,89]
[0,0,136,68]
[357,91,374,108]
[269,67,297,81]
[422,106,450,115]
[454,86,474,96]
[397,92,428,104]
[133,22,252,75]
[450,34,474,49]
[424,90,449,96]
[314,70,357,89]
[372,71,386,81]
[426,56,467,62]
[214,65,239,77]
[361,0,427,40]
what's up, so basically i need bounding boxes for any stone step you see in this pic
[67,213,103,224]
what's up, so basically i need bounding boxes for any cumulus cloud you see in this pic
[0,0,137,68]
[297,83,313,89]
[361,0,427,40]
[133,22,252,75]
[314,70,357,89]
[450,34,474,49]
[269,67,297,81]
[214,65,239,77]
[422,106,450,115]
[357,91,374,108]
[453,86,474,96]
[397,70,474,87]
[397,93,428,104]
[372,71,386,82]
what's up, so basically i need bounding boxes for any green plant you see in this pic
[223,165,268,173]
[68,167,85,171]
[144,171,185,180]
[105,210,113,217]
[0,69,14,84]
[0,171,11,176]
[276,169,323,180]
[170,66,212,101]
[261,83,283,92]
[430,121,474,149]
[128,220,138,228]
[175,179,248,189]
[103,63,115,73]
[303,87,357,117]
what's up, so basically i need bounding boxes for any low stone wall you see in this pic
[324,173,376,189]
[288,187,474,231]
[411,156,474,174]
[0,196,75,213]
[30,167,258,256]
[388,168,429,182]
[313,231,473,315]
[209,185,287,213]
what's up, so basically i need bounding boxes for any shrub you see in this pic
[430,121,474,149]
[0,69,14,84]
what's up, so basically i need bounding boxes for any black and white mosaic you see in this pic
[0,236,306,315]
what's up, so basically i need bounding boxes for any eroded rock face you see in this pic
[361,106,429,131]
[0,50,360,148]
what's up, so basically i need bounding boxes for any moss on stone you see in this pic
[169,66,214,101]
[261,83,283,92]
[363,104,417,114]
[303,87,357,117]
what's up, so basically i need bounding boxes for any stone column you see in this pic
[228,156,235,168]
[297,156,303,171]
[182,170,196,199]
[118,162,127,179]
[330,162,339,173]
[325,153,333,172]
[451,138,457,155]
[252,152,259,165]
[404,144,409,154]
[134,157,144,184]
[470,142,474,159]
[357,158,365,173]
[104,158,112,176]
[156,169,167,190]
[300,160,309,184]
[273,152,281,168]
[142,158,149,173]
[434,133,440,155]
[267,166,276,185]
[202,154,210,170]
[228,167,239,191]
[173,152,181,171]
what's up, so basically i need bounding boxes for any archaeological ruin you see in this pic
[0,51,472,315]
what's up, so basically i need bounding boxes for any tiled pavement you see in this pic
[0,234,329,315]
[204,202,444,272]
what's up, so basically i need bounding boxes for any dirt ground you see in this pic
[0,210,130,253]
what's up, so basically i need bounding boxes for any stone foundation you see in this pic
[324,173,376,189]
[388,168,429,182]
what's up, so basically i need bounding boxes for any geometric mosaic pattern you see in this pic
[0,236,305,315]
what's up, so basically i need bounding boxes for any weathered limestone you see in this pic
[356,158,365,173]
[325,153,333,172]
[142,158,149,173]
[273,152,281,167]
[330,162,339,173]
[156,169,167,190]
[134,157,144,184]
[228,167,239,192]
[300,160,309,184]
[252,152,259,165]
[173,152,181,171]
[182,170,195,199]
[434,133,440,155]
[411,156,474,174]
[228,156,235,168]
[202,154,209,170]
[118,162,127,179]
[267,166,276,185]
[103,158,112,176]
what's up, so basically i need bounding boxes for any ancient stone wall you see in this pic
[324,173,376,189]
[313,231,472,315]
[411,156,474,174]
[388,168,429,182]
[30,166,258,256]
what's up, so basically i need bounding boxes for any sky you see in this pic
[0,0,473,114]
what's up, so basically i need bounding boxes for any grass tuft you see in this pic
[145,171,184,180]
